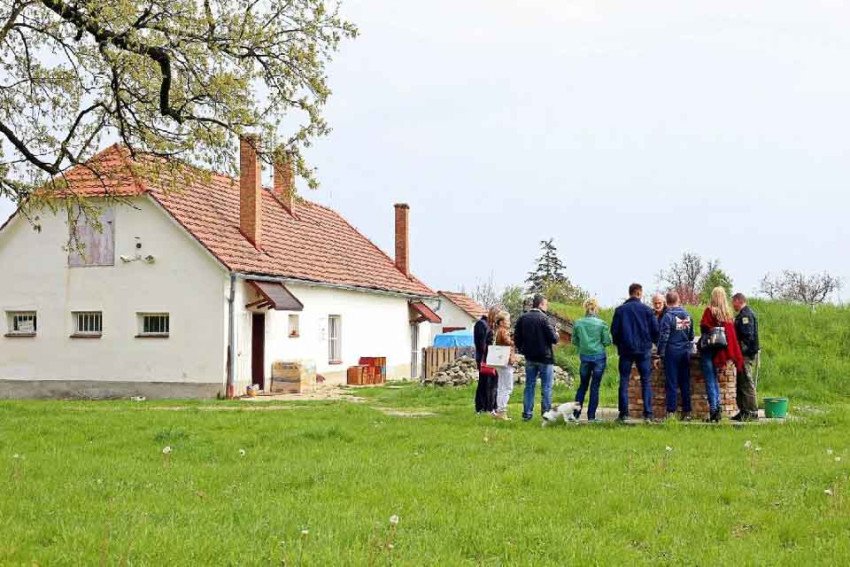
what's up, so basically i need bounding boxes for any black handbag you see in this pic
[699,326,728,352]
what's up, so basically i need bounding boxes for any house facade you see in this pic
[433,291,487,335]
[0,141,439,399]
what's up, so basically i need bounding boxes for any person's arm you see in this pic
[547,316,559,345]
[513,318,524,354]
[602,321,613,348]
[611,309,621,347]
[699,308,712,334]
[737,310,756,355]
[571,321,581,351]
[649,307,660,345]
[687,317,695,343]
[657,314,671,355]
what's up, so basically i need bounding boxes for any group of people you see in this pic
[473,284,761,423]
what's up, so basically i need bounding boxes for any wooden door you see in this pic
[251,313,266,390]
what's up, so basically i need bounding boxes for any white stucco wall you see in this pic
[233,282,434,389]
[0,197,228,388]
[431,298,476,340]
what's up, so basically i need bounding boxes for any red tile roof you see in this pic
[439,291,487,319]
[52,145,435,297]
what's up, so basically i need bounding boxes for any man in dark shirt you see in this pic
[611,283,660,421]
[514,294,559,421]
[732,293,760,421]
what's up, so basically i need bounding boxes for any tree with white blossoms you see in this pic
[0,0,357,220]
[759,270,842,310]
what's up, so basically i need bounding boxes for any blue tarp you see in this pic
[433,329,475,348]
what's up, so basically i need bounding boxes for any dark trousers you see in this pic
[575,354,606,419]
[618,352,652,418]
[474,371,497,413]
[663,349,692,413]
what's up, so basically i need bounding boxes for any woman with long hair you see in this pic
[474,306,501,414]
[492,311,517,420]
[699,287,744,422]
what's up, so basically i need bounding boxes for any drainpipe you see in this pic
[226,272,237,399]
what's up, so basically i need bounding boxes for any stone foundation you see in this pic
[0,380,223,400]
[628,356,736,419]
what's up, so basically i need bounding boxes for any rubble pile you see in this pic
[513,356,572,387]
[421,356,479,386]
[421,355,572,388]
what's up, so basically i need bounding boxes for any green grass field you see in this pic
[1,301,849,564]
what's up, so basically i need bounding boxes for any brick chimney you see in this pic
[394,203,410,277]
[273,151,294,212]
[239,135,262,248]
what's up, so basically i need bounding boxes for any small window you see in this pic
[328,315,342,363]
[288,314,300,338]
[72,311,102,337]
[138,313,170,337]
[6,311,37,336]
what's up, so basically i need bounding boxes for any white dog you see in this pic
[541,402,579,426]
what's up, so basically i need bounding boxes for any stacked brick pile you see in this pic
[628,356,736,419]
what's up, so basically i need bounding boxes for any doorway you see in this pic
[251,312,266,390]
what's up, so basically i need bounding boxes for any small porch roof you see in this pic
[247,280,304,311]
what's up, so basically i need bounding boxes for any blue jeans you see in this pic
[664,349,692,413]
[575,353,606,419]
[700,353,720,412]
[523,361,554,419]
[618,352,652,418]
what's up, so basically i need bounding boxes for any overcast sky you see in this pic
[2,0,849,305]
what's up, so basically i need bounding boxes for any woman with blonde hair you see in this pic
[492,310,517,420]
[699,287,744,422]
[571,297,612,422]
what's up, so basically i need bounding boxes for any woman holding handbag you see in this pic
[492,311,517,420]
[474,306,500,414]
[699,287,745,422]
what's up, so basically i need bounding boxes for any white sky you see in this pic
[2,0,849,305]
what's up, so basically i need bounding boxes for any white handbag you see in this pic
[485,345,511,367]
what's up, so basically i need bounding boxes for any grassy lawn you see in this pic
[2,386,850,565]
[2,300,849,564]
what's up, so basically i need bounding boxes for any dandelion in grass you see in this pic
[825,489,834,496]
[389,515,400,526]
[754,447,762,452]
[12,453,22,459]
[836,457,842,462]
[239,449,246,457]
[744,440,752,449]
[827,449,834,455]
[162,446,172,455]
[301,529,309,537]
[665,446,673,452]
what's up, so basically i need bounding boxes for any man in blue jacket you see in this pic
[656,291,695,420]
[611,283,659,421]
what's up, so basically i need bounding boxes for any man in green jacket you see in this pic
[572,298,613,422]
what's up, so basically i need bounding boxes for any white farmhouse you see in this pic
[0,141,441,398]
[433,291,487,335]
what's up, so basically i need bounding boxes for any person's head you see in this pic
[487,306,500,326]
[732,292,747,312]
[532,293,548,311]
[665,290,680,307]
[494,310,511,329]
[710,287,733,322]
[628,283,643,299]
[651,293,665,313]
[583,297,600,316]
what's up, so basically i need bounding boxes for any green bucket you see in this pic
[763,397,789,419]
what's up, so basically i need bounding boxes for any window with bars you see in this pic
[72,311,102,336]
[138,313,170,337]
[328,315,341,363]
[6,311,37,336]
